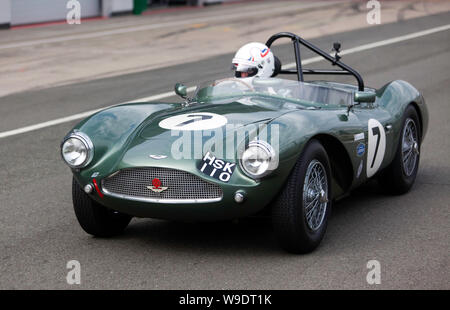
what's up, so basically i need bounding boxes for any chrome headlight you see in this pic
[61,132,94,168]
[239,140,278,179]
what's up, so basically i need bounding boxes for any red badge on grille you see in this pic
[147,178,167,193]
[152,178,161,189]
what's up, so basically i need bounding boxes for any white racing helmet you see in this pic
[232,42,275,79]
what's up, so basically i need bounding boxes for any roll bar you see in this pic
[265,32,365,91]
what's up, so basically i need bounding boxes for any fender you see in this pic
[69,102,177,179]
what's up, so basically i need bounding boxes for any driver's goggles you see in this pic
[232,64,258,78]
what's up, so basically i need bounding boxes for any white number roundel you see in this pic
[159,112,227,131]
[367,119,386,178]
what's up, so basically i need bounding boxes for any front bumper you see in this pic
[73,164,288,222]
[83,178,276,221]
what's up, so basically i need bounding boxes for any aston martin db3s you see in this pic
[61,32,428,253]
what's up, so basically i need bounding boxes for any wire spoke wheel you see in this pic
[272,139,332,253]
[303,159,328,231]
[401,118,419,177]
[378,106,421,195]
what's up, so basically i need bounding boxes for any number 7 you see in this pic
[371,127,380,168]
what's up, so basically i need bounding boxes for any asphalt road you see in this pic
[0,12,449,289]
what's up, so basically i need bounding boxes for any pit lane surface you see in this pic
[0,12,449,289]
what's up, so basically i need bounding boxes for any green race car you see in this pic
[61,32,428,253]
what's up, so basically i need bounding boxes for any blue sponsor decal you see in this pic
[356,143,365,157]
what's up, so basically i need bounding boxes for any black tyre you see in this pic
[72,178,131,237]
[379,105,421,194]
[272,139,332,254]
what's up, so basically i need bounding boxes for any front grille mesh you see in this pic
[102,167,223,202]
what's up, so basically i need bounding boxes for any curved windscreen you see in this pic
[193,78,353,108]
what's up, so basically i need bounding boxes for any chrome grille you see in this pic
[102,167,223,203]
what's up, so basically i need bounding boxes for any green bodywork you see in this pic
[67,79,428,221]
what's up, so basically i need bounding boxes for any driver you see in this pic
[232,42,276,80]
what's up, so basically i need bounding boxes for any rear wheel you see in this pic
[379,105,421,194]
[72,178,131,237]
[272,139,332,254]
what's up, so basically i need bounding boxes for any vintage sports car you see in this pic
[61,32,428,253]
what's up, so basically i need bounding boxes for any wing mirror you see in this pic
[332,42,341,63]
[174,83,188,99]
[354,91,376,103]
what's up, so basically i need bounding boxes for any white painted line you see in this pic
[283,23,450,69]
[0,87,196,139]
[0,110,104,139]
[0,2,334,50]
[0,24,449,139]
[127,86,197,103]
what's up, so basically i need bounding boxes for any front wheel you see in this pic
[72,178,132,237]
[272,139,332,254]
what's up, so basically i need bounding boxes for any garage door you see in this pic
[11,0,100,25]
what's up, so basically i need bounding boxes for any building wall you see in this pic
[11,0,101,26]
[0,0,11,27]
[112,0,133,13]
[0,0,247,28]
